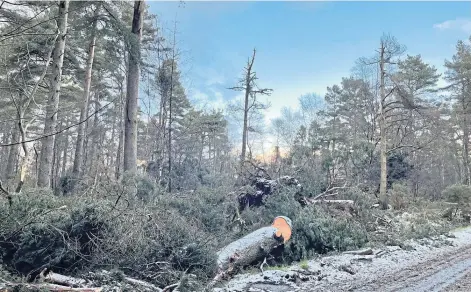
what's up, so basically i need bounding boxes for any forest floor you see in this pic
[214,225,471,292]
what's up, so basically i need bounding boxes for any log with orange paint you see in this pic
[214,216,293,280]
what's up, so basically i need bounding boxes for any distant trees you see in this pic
[0,0,470,206]
[444,38,471,185]
[273,34,450,204]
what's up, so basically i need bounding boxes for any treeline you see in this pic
[0,1,231,193]
[0,0,470,206]
[270,35,471,204]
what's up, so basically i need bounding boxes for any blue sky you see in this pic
[148,1,471,125]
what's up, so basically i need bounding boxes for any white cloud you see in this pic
[193,66,227,86]
[433,18,471,34]
[188,88,228,112]
[189,89,209,102]
[206,75,226,86]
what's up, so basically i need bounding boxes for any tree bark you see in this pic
[213,216,292,284]
[240,51,256,168]
[210,217,292,288]
[379,41,388,206]
[123,0,144,173]
[73,6,99,176]
[461,91,471,185]
[86,92,100,176]
[51,125,59,188]
[37,0,69,187]
[5,127,18,181]
[61,119,69,176]
[116,90,124,179]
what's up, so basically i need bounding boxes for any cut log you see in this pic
[211,216,292,286]
[217,216,292,272]
[44,271,88,287]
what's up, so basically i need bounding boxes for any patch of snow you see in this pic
[214,226,471,291]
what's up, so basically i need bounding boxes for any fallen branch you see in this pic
[350,256,374,262]
[162,282,179,292]
[373,214,392,225]
[302,198,356,216]
[0,282,102,291]
[343,248,373,256]
[43,270,87,287]
[43,270,162,292]
[312,181,348,200]
[305,199,354,206]
[260,257,267,274]
[339,265,355,275]
[125,277,162,291]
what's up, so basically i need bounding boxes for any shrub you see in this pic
[0,186,218,287]
[389,183,411,210]
[281,206,368,263]
[97,206,217,286]
[120,172,157,203]
[0,189,111,277]
[442,184,471,205]
[157,186,232,235]
[263,186,303,222]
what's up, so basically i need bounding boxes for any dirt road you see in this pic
[325,244,471,292]
[215,226,471,292]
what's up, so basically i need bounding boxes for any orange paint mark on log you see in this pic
[271,216,292,243]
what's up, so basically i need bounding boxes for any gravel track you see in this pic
[215,226,471,292]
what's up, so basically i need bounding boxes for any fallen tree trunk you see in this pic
[43,270,87,287]
[41,270,163,292]
[307,199,354,205]
[211,216,292,286]
[343,248,373,256]
[0,282,102,292]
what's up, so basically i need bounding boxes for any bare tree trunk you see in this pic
[238,49,258,170]
[123,0,144,173]
[61,120,69,176]
[73,6,99,176]
[0,130,10,180]
[83,100,92,170]
[463,131,470,185]
[167,24,177,193]
[461,93,471,185]
[108,107,117,169]
[379,42,388,206]
[116,91,124,179]
[51,126,59,189]
[90,93,100,176]
[37,0,69,187]
[5,128,19,181]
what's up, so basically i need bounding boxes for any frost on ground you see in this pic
[213,226,471,292]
